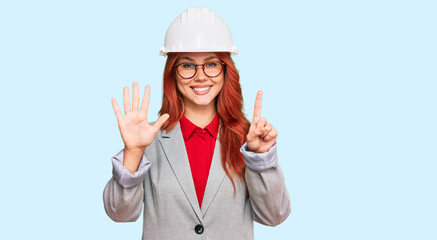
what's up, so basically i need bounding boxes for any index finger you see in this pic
[252,90,263,123]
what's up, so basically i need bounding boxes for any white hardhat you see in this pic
[160,7,238,56]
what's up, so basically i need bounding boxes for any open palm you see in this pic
[112,82,169,152]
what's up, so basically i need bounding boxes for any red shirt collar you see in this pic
[180,113,219,140]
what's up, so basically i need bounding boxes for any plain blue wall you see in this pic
[1,0,436,239]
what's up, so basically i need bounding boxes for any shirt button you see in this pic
[194,224,204,234]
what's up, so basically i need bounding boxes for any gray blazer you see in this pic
[103,122,291,240]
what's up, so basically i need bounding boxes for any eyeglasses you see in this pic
[174,61,225,79]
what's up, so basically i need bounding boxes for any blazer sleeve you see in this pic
[240,142,291,226]
[103,148,150,222]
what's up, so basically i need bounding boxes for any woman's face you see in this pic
[174,52,224,109]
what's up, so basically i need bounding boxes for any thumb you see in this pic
[152,113,170,132]
[246,123,258,142]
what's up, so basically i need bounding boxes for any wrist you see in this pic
[123,147,146,174]
[124,146,146,154]
[246,143,262,154]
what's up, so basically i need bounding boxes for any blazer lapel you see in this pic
[158,122,203,223]
[201,136,227,216]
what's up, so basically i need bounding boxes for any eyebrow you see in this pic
[179,56,219,62]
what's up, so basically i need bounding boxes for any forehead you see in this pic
[177,52,219,62]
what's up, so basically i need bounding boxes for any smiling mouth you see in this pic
[191,86,212,92]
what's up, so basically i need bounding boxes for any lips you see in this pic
[190,85,212,95]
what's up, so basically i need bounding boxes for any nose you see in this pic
[193,65,208,81]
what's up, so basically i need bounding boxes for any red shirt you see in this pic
[180,113,219,208]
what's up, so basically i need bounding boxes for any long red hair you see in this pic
[159,52,251,191]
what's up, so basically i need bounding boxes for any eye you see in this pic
[181,62,195,69]
[205,61,218,68]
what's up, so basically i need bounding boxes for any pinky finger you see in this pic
[112,98,123,121]
[263,127,278,142]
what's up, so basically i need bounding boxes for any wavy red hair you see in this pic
[159,52,251,192]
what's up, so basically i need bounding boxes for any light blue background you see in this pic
[1,0,436,239]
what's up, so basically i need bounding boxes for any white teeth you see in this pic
[193,86,211,92]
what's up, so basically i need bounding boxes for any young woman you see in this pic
[103,7,291,240]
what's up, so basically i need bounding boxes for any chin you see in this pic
[193,99,214,106]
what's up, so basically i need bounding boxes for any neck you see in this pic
[183,101,217,128]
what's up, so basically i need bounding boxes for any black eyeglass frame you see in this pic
[173,61,226,79]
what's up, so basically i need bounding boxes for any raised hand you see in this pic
[246,90,278,153]
[112,82,169,152]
